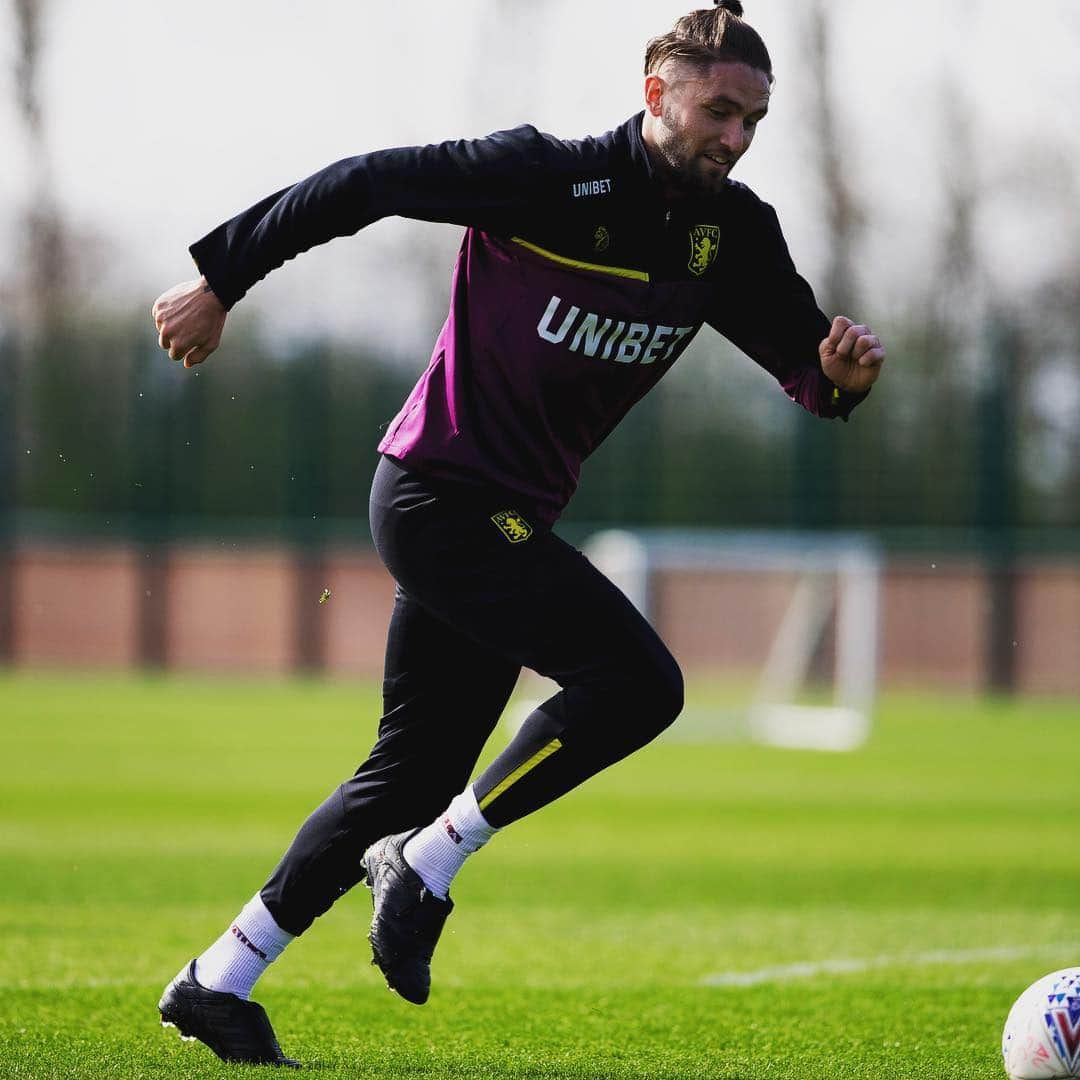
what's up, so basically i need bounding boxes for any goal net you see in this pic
[507,528,881,752]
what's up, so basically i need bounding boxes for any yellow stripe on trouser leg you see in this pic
[477,738,563,812]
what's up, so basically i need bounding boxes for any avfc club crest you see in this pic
[491,510,533,543]
[688,224,720,276]
[1046,994,1080,1071]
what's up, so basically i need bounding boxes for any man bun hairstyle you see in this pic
[644,1,773,83]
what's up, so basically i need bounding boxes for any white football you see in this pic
[1003,968,1080,1079]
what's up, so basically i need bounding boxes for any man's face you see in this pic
[644,60,772,196]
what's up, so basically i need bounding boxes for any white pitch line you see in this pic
[701,943,1080,987]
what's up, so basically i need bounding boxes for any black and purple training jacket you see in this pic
[190,113,866,526]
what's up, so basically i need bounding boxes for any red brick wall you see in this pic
[657,570,798,672]
[878,562,985,690]
[5,543,1079,695]
[1014,563,1080,694]
[166,547,294,674]
[12,545,139,668]
[321,551,397,679]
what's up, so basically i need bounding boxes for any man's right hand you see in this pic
[151,276,227,368]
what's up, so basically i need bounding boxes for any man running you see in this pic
[153,1,886,1066]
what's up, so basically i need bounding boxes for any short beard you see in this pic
[654,101,694,181]
[653,100,721,196]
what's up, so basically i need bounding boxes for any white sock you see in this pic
[403,785,499,899]
[194,893,294,1000]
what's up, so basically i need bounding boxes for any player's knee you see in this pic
[633,649,684,735]
[656,652,685,728]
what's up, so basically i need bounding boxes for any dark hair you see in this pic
[644,1,773,83]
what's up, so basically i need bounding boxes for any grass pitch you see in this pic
[1,672,1077,1078]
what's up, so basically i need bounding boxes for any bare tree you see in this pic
[804,0,862,317]
[789,0,866,533]
[12,0,68,336]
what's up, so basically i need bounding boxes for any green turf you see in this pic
[1,671,1077,1078]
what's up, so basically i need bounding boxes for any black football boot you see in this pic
[362,829,454,1005]
[158,960,300,1067]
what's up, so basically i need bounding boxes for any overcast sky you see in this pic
[0,0,1077,358]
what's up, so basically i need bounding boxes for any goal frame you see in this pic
[582,528,882,751]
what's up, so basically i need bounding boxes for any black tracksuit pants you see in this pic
[261,455,683,935]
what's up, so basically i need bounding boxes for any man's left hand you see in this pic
[819,315,886,394]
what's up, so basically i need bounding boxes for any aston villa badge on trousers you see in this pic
[491,511,533,543]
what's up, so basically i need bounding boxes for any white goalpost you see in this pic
[582,528,882,751]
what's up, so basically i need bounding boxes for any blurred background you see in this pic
[0,0,1077,701]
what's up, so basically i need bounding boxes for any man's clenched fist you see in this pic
[819,315,886,395]
[151,277,227,368]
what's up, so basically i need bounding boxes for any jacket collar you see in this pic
[625,110,661,187]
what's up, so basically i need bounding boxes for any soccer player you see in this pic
[153,0,885,1066]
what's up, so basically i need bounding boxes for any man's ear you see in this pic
[644,73,665,117]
